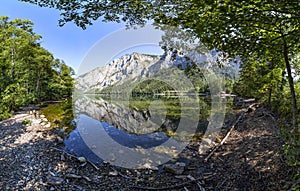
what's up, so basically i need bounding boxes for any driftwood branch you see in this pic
[187,175,206,191]
[110,166,138,180]
[204,103,258,162]
[50,147,99,170]
[204,115,244,162]
[128,177,203,190]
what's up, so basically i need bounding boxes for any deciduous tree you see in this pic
[19,0,300,131]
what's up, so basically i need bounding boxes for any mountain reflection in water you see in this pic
[64,95,209,167]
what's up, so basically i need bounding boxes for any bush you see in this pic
[0,111,11,121]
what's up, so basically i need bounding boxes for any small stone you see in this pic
[42,118,48,122]
[44,123,51,128]
[108,170,118,176]
[32,119,41,124]
[56,137,64,144]
[164,162,186,175]
[60,154,66,161]
[142,163,152,169]
[50,187,55,191]
[77,157,87,163]
[202,138,212,145]
[40,115,45,118]
[142,163,159,170]
[47,176,64,185]
[90,145,97,149]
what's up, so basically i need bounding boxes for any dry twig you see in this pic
[128,177,203,190]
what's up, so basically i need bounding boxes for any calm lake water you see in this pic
[58,94,230,168]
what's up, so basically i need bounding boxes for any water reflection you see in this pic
[74,95,209,134]
[64,95,210,168]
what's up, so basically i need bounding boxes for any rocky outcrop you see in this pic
[75,50,240,93]
[75,51,193,92]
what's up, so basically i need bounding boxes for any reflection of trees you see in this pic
[40,99,75,137]
[74,95,210,136]
[75,95,164,134]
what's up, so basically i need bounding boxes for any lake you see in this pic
[53,94,230,169]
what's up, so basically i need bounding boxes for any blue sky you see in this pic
[79,25,164,75]
[1,0,164,75]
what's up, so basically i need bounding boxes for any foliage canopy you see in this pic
[0,16,74,119]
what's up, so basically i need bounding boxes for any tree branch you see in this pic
[128,177,203,190]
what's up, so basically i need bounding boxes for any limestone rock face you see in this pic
[75,50,240,92]
[75,51,193,92]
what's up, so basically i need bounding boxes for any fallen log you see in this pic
[204,103,258,162]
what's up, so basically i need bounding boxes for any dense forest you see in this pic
[0,16,74,120]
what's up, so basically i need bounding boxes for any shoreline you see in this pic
[0,104,298,190]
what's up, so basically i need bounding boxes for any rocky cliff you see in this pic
[76,50,194,92]
[75,50,240,93]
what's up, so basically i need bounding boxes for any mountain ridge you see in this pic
[75,50,194,92]
[75,50,240,94]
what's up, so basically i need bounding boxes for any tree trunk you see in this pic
[36,71,41,101]
[268,87,272,108]
[280,70,286,91]
[267,65,273,108]
[283,41,298,132]
[11,48,15,82]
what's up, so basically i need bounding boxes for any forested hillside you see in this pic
[0,16,74,120]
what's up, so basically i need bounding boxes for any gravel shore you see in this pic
[0,106,298,191]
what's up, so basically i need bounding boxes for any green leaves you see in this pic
[20,0,154,29]
[18,0,299,128]
[0,17,74,116]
